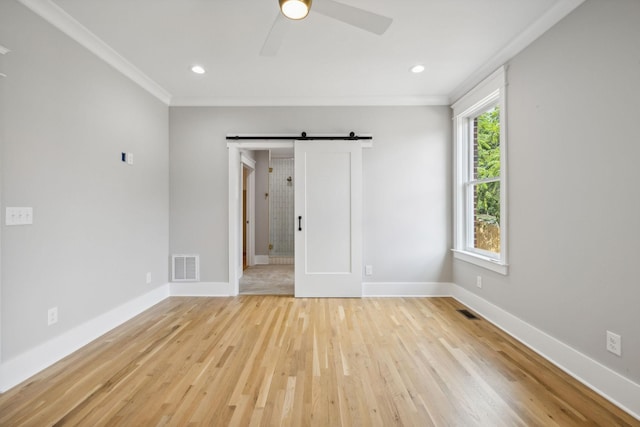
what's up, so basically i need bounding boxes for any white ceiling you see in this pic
[23,0,583,106]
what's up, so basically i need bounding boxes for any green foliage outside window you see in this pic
[475,106,500,225]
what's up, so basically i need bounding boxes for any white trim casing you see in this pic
[452,66,508,274]
[14,0,583,108]
[451,286,640,421]
[240,153,256,169]
[226,135,373,147]
[170,95,450,107]
[17,0,171,104]
[254,255,270,265]
[0,282,637,421]
[228,145,241,296]
[451,67,505,113]
[364,281,640,420]
[362,282,453,297]
[240,154,256,268]
[449,0,585,104]
[169,282,234,297]
[451,250,508,275]
[227,139,373,296]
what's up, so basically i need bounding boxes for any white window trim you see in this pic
[452,66,508,275]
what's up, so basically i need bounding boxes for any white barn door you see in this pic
[294,141,362,297]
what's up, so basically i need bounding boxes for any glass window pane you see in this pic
[473,106,500,180]
[472,181,500,254]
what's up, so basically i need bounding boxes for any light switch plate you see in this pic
[6,207,33,225]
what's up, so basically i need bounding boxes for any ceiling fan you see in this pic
[261,0,393,56]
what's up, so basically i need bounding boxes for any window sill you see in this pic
[451,249,509,275]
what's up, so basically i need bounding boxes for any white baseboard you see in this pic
[363,281,639,419]
[1,279,637,420]
[451,285,640,421]
[0,285,170,393]
[363,282,454,297]
[169,282,233,297]
[254,255,269,265]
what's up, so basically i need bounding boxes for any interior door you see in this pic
[294,141,362,297]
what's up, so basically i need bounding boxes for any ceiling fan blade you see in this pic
[313,0,392,35]
[260,13,291,56]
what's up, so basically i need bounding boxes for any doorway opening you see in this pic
[292,141,364,297]
[242,164,251,271]
[228,139,366,297]
[236,146,295,295]
[268,156,294,264]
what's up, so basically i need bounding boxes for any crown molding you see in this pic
[449,0,585,104]
[18,0,171,105]
[170,95,450,107]
[16,0,583,109]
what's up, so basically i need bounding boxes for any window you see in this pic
[452,67,507,274]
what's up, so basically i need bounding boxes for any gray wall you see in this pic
[9,0,635,397]
[0,2,169,361]
[254,151,270,257]
[169,106,452,284]
[453,0,640,383]
[0,41,5,362]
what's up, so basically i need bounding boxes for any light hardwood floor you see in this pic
[0,296,637,426]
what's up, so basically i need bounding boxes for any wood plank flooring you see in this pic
[0,296,637,426]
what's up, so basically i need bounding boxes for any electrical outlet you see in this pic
[365,265,373,276]
[476,276,483,288]
[606,331,622,356]
[48,307,58,326]
[146,272,152,284]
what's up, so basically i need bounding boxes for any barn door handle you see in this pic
[298,216,302,231]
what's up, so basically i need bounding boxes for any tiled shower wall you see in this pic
[269,158,294,263]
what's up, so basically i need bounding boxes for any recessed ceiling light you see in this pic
[410,64,425,74]
[191,65,206,75]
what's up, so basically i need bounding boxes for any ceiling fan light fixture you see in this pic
[279,0,312,20]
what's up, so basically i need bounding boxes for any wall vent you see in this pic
[172,254,199,282]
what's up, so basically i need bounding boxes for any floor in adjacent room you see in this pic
[240,264,294,295]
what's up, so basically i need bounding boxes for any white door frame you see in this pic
[241,153,256,273]
[228,141,294,295]
[228,139,371,296]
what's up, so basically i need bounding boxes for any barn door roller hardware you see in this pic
[226,132,372,141]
